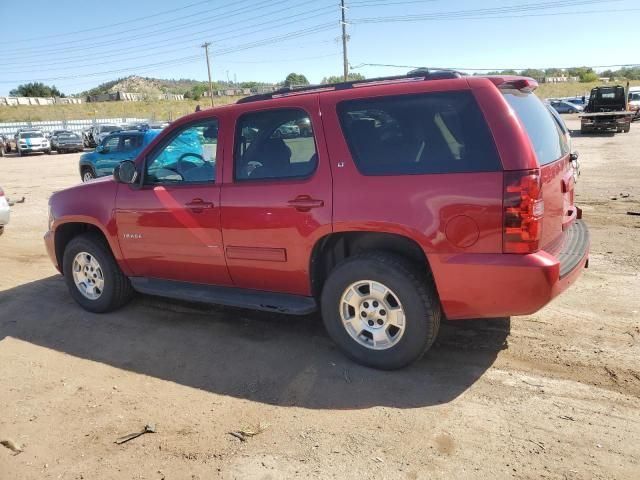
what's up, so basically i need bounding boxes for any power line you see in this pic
[351,0,621,23]
[3,0,214,44]
[4,4,334,71]
[0,22,337,84]
[352,6,639,23]
[5,0,332,61]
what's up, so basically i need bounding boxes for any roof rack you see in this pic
[237,68,464,104]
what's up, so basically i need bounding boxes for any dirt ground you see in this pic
[1,116,639,479]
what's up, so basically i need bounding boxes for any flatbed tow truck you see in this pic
[580,85,633,134]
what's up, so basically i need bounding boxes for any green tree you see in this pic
[190,83,209,100]
[9,82,64,97]
[580,72,599,83]
[284,73,310,87]
[240,81,259,89]
[544,68,564,77]
[321,73,365,84]
[600,70,615,80]
[519,69,545,81]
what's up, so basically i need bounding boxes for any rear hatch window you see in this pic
[503,91,569,165]
[503,90,573,250]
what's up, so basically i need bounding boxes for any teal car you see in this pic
[79,129,161,182]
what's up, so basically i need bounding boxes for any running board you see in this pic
[129,277,317,315]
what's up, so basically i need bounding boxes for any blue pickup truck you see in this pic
[79,129,161,182]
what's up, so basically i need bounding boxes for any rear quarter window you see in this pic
[337,91,501,175]
[504,91,568,165]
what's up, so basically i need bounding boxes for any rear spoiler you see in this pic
[485,76,538,93]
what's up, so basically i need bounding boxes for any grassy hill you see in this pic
[81,76,208,97]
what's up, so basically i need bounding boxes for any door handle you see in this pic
[287,196,324,211]
[186,198,214,211]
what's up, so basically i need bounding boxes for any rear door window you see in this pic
[337,91,501,175]
[504,91,568,165]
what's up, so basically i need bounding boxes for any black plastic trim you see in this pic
[557,220,589,279]
[130,277,317,315]
[237,69,464,104]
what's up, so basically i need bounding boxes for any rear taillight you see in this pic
[503,169,544,254]
[0,187,4,197]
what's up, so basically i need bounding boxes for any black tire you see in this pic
[45,149,51,155]
[62,232,133,313]
[320,252,441,370]
[81,167,96,182]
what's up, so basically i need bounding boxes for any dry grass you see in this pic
[0,97,241,123]
[2,80,640,123]
[535,80,640,99]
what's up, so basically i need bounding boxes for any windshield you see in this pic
[101,125,120,132]
[59,133,80,139]
[20,132,43,139]
[629,92,640,102]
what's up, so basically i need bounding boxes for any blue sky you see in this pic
[1,0,638,96]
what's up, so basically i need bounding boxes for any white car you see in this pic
[0,186,10,235]
[16,129,50,156]
[629,87,640,120]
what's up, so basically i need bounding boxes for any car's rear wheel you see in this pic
[321,252,441,370]
[63,233,133,313]
[82,168,96,182]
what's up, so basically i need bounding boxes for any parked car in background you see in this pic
[628,87,640,121]
[47,71,589,369]
[550,100,583,114]
[82,127,94,148]
[93,124,122,145]
[566,97,587,108]
[0,135,7,156]
[50,131,84,153]
[15,130,50,156]
[79,129,161,181]
[0,186,10,235]
[273,121,300,138]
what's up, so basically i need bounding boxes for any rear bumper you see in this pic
[431,220,590,320]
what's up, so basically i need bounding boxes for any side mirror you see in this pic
[570,151,579,161]
[114,160,138,185]
[96,145,107,153]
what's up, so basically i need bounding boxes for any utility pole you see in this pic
[340,0,349,81]
[201,42,214,108]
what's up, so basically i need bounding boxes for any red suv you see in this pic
[45,70,589,369]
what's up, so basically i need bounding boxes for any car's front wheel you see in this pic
[82,168,96,182]
[321,252,441,370]
[63,233,133,313]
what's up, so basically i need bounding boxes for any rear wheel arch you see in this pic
[309,231,434,298]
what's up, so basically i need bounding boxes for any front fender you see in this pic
[48,179,132,275]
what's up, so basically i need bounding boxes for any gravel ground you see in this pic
[0,116,639,479]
